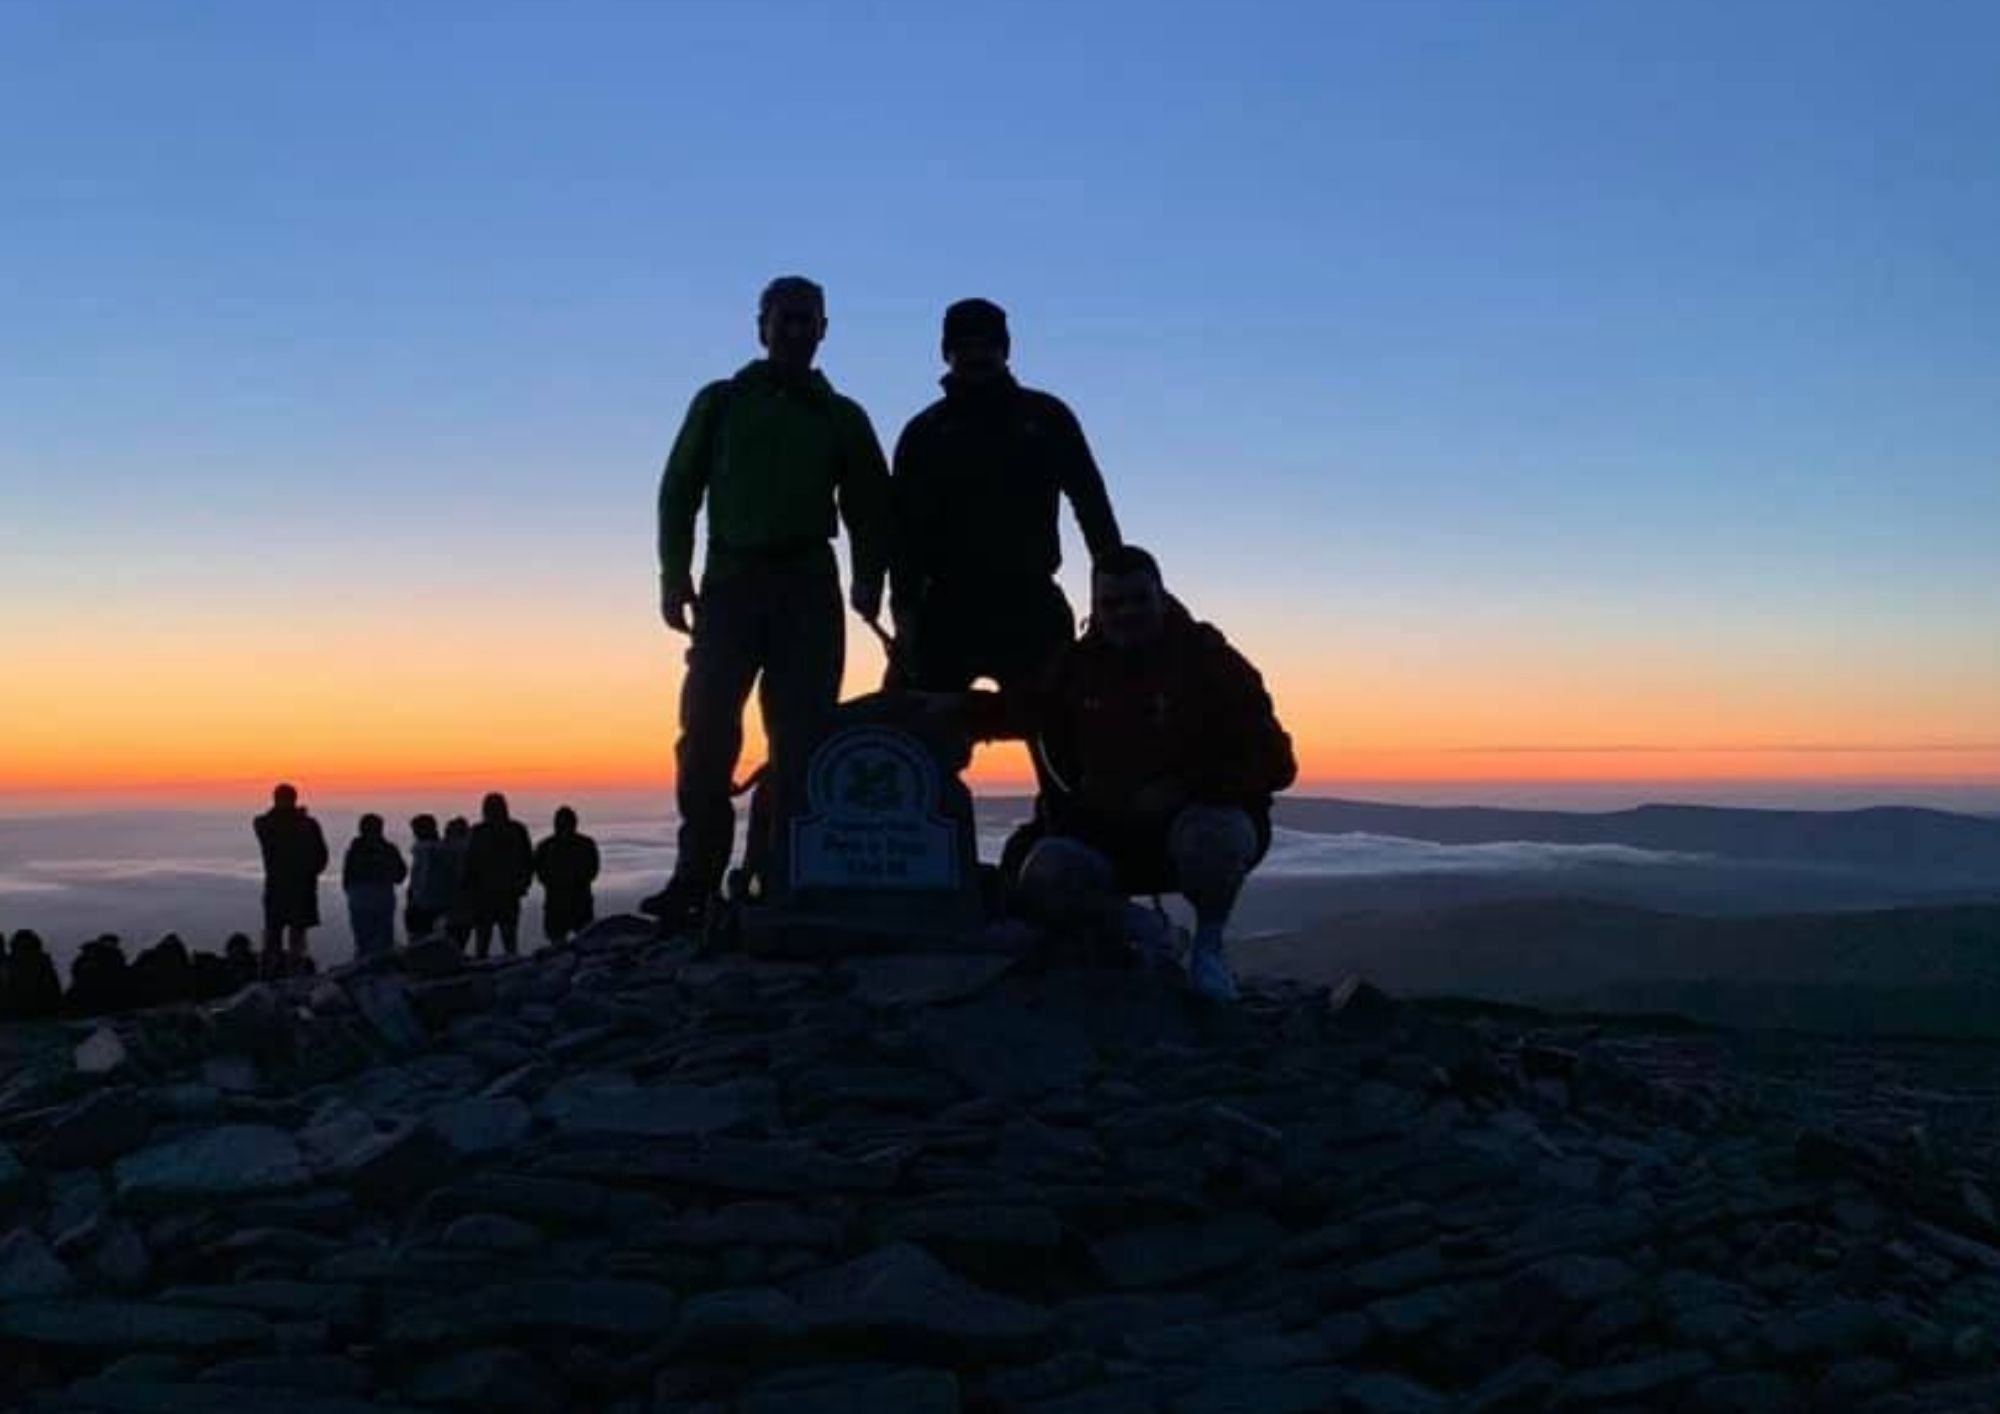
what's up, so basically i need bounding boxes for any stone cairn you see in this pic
[1,919,1999,1413]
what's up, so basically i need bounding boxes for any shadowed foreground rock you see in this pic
[1,916,1999,1411]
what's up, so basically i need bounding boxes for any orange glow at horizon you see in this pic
[5,591,1998,805]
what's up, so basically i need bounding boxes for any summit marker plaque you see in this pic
[792,725,960,891]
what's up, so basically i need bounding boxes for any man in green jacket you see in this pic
[646,276,891,931]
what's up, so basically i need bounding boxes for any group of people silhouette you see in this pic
[1,278,1293,1013]
[253,785,600,975]
[647,278,1296,1001]
[0,928,262,1022]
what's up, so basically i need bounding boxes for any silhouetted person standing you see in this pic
[441,816,474,948]
[343,813,408,958]
[463,792,533,958]
[405,815,455,939]
[533,806,601,945]
[2,930,62,1020]
[888,298,1121,696]
[646,275,891,931]
[254,783,328,973]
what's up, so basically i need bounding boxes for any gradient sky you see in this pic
[4,1,1997,805]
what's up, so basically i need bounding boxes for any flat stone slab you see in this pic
[0,1227,76,1300]
[425,1096,533,1157]
[113,1125,308,1205]
[161,1280,368,1326]
[537,1139,901,1194]
[40,1382,428,1414]
[0,1299,273,1352]
[346,973,428,1054]
[738,1365,961,1414]
[36,1089,158,1168]
[385,1278,678,1345]
[912,999,1093,1100]
[546,1078,777,1139]
[1093,1212,1286,1290]
[790,1241,1053,1359]
[840,953,1022,1009]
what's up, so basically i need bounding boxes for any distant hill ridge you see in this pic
[1276,798,2000,878]
[1239,898,2000,1040]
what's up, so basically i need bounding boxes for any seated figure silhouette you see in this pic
[463,793,534,959]
[343,813,409,959]
[966,545,1296,1001]
[129,934,195,1008]
[220,933,259,992]
[186,943,230,1002]
[3,930,63,1020]
[254,783,329,975]
[68,935,133,1016]
[534,806,601,946]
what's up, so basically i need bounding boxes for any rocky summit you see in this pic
[0,920,1998,1412]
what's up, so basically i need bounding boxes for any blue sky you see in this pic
[2,0,1997,799]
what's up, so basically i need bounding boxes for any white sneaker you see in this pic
[1188,943,1239,1002]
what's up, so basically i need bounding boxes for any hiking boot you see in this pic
[643,877,714,937]
[1188,943,1239,1003]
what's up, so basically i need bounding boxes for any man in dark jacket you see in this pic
[888,298,1121,695]
[254,783,329,973]
[969,546,1296,1001]
[463,792,534,959]
[646,275,891,931]
[533,806,601,945]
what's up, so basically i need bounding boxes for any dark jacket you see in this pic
[658,359,891,593]
[255,806,329,884]
[889,373,1120,622]
[463,820,534,904]
[342,836,409,890]
[534,831,601,901]
[254,806,329,925]
[973,602,1296,830]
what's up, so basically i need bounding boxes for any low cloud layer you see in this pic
[0,810,1706,966]
[1260,829,1703,878]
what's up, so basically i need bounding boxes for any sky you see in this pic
[3,0,1998,809]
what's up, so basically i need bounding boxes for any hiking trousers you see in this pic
[885,576,1074,694]
[674,545,844,892]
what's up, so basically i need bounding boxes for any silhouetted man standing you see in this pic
[254,783,329,973]
[534,806,601,945]
[463,792,534,959]
[888,298,1121,695]
[646,275,891,931]
[967,546,1295,1001]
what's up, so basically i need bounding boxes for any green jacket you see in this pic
[657,360,890,591]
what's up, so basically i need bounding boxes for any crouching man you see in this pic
[964,545,1296,1000]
